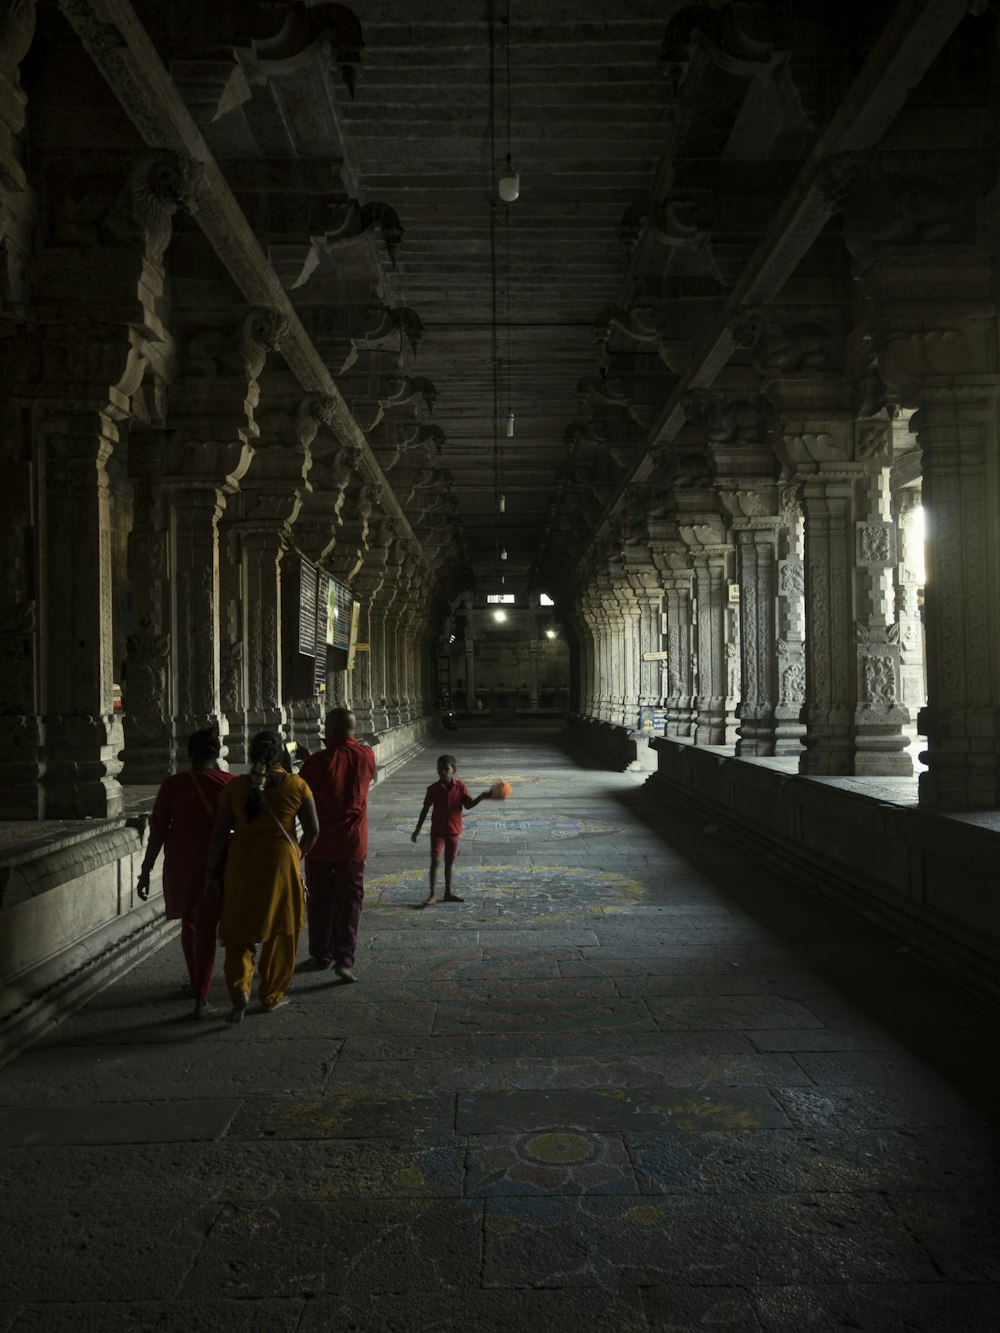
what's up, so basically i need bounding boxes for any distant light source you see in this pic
[498,156,520,203]
[500,548,508,561]
[493,610,508,623]
[545,629,556,639]
[539,593,554,606]
[505,409,514,437]
[499,492,506,513]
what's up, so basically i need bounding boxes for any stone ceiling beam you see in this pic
[576,0,980,567]
[55,0,422,555]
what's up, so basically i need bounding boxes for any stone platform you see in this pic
[0,729,997,1331]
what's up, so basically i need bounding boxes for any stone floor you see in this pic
[1,729,998,1332]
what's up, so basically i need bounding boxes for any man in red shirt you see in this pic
[299,707,377,982]
[411,754,489,905]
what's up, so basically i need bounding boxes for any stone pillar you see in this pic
[611,580,641,730]
[12,147,198,811]
[774,489,808,755]
[167,483,230,762]
[578,592,600,718]
[681,519,738,747]
[635,590,663,713]
[167,307,286,767]
[732,520,779,756]
[464,632,476,714]
[242,530,286,739]
[912,398,1000,806]
[528,636,540,710]
[661,572,695,739]
[40,400,126,816]
[121,426,172,782]
[349,568,384,737]
[595,583,618,723]
[892,485,926,717]
[788,452,910,776]
[0,8,39,812]
[231,393,330,757]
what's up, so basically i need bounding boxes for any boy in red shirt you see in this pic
[411,754,490,905]
[299,707,377,982]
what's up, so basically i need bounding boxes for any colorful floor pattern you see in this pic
[1,729,998,1332]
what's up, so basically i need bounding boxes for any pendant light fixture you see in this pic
[497,3,518,203]
[498,154,519,203]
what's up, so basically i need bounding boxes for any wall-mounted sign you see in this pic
[299,560,318,656]
[639,705,666,735]
[327,577,353,650]
[643,650,670,661]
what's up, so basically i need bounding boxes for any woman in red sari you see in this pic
[137,729,234,1017]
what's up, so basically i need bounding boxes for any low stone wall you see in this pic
[564,715,657,771]
[0,821,174,1068]
[648,737,1000,1003]
[0,715,435,1068]
[370,715,435,780]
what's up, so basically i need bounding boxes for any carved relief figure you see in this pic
[124,617,169,718]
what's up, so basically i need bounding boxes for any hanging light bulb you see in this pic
[498,154,519,203]
[499,492,506,513]
[505,408,514,437]
[500,547,508,561]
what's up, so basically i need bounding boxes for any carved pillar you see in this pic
[121,425,172,782]
[382,542,407,729]
[611,579,642,730]
[596,579,619,724]
[464,630,477,714]
[40,398,126,815]
[528,636,540,710]
[892,485,925,719]
[731,520,779,756]
[679,514,738,747]
[225,393,326,758]
[819,150,994,798]
[784,454,909,775]
[578,591,600,718]
[167,307,285,766]
[912,398,1000,806]
[10,147,198,812]
[349,567,383,737]
[167,483,227,761]
[0,0,37,325]
[661,572,695,738]
[774,489,807,755]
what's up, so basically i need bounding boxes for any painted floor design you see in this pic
[1,728,999,1332]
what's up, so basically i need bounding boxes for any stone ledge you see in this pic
[648,737,1000,1003]
[370,716,435,782]
[0,894,176,1072]
[564,715,657,772]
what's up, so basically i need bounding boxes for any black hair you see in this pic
[187,728,221,764]
[437,754,457,770]
[246,730,284,821]
[325,707,354,737]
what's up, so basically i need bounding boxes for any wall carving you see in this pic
[124,616,169,719]
[863,654,896,705]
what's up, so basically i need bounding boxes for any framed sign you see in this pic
[298,560,318,656]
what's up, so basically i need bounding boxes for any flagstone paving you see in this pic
[1,728,999,1331]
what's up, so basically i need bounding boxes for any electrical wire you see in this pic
[488,0,503,566]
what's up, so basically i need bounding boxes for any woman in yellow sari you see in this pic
[205,730,319,1023]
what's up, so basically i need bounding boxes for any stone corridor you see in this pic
[1,731,998,1332]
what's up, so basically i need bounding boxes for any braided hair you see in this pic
[246,730,284,821]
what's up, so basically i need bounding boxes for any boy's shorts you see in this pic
[430,834,460,864]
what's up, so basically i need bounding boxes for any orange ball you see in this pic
[490,779,512,801]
